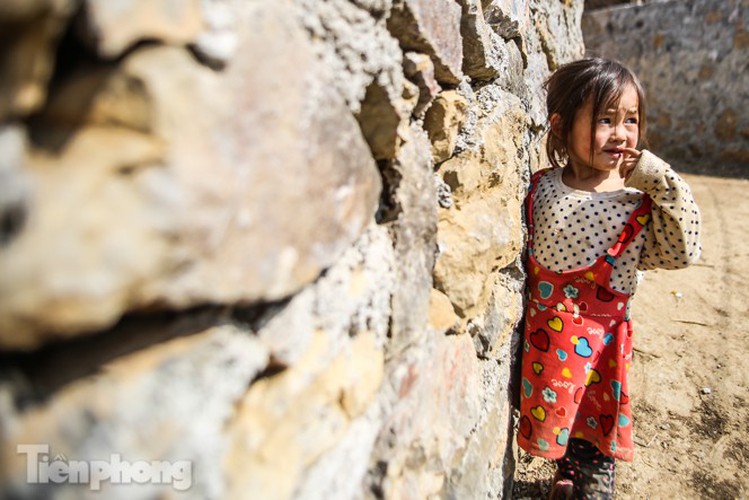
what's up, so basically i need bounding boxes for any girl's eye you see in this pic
[597,117,611,124]
[625,117,639,124]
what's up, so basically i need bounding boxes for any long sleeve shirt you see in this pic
[530,150,702,294]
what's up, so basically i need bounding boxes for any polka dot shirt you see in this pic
[530,150,702,294]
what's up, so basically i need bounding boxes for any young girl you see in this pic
[517,58,701,499]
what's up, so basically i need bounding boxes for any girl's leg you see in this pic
[550,452,575,500]
[564,438,616,499]
[549,468,574,500]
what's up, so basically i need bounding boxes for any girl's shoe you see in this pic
[548,472,573,500]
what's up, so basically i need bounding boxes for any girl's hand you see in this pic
[619,147,641,180]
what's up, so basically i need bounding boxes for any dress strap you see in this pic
[592,193,653,289]
[606,194,653,259]
[526,168,554,253]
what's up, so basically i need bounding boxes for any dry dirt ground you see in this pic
[513,173,749,499]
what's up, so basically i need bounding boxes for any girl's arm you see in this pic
[624,150,702,270]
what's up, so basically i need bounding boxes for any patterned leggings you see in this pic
[556,438,616,499]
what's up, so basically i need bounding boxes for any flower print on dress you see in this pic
[542,387,558,404]
[563,284,580,299]
[586,416,598,429]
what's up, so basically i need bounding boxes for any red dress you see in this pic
[517,168,652,462]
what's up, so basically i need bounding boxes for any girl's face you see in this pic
[567,83,640,173]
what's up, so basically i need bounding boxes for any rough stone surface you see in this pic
[434,92,527,319]
[531,0,585,70]
[485,0,532,40]
[357,78,406,160]
[0,3,382,346]
[583,0,749,174]
[299,0,405,115]
[469,265,525,359]
[386,124,438,355]
[0,127,175,346]
[403,52,442,118]
[374,333,483,499]
[447,343,517,498]
[424,90,469,165]
[0,0,588,498]
[387,0,465,84]
[0,322,270,499]
[253,223,395,368]
[225,329,384,500]
[456,0,502,81]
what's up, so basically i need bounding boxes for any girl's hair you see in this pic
[545,58,647,169]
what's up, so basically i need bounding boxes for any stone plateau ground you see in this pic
[513,172,749,499]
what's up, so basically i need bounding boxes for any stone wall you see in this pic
[583,0,749,175]
[0,1,583,498]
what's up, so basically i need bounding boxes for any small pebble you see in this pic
[701,387,712,395]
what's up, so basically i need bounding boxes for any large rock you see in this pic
[0,2,382,348]
[357,79,406,160]
[403,52,442,118]
[222,223,394,500]
[386,124,438,354]
[0,322,270,500]
[374,333,483,499]
[446,347,517,498]
[468,266,525,358]
[529,0,585,70]
[484,0,532,41]
[387,0,465,85]
[225,330,384,500]
[299,0,405,114]
[0,221,396,500]
[253,223,395,368]
[434,189,522,316]
[455,0,501,81]
[423,90,469,165]
[0,127,174,347]
[433,95,527,319]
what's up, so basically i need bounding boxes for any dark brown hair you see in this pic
[545,58,647,169]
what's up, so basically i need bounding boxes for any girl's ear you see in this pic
[550,113,563,139]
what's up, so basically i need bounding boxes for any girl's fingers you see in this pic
[619,148,640,179]
[619,158,637,179]
[622,147,641,158]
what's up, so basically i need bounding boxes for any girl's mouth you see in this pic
[603,148,624,158]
